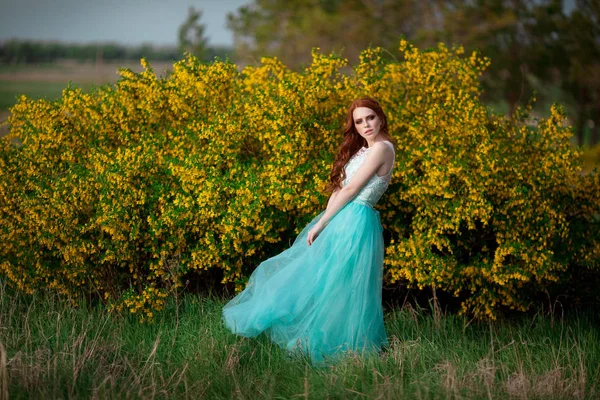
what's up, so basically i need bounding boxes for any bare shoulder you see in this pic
[371,141,395,160]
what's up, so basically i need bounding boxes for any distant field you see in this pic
[0,80,92,111]
[0,59,173,83]
[0,59,173,108]
[0,59,174,136]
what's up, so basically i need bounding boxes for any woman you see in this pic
[222,97,396,365]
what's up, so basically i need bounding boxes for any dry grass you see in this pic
[0,59,174,84]
[0,339,8,400]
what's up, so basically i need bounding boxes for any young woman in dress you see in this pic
[222,97,396,365]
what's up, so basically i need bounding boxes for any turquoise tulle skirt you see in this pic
[222,200,389,365]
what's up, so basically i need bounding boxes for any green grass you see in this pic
[0,80,95,112]
[1,281,598,399]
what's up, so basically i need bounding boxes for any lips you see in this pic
[365,129,373,134]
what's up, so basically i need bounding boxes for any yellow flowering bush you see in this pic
[1,41,598,320]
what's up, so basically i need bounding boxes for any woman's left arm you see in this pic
[307,143,391,246]
[325,187,340,214]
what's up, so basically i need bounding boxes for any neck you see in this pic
[366,136,386,148]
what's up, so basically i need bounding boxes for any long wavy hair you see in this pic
[325,97,395,193]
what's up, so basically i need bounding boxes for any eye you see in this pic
[367,115,375,120]
[355,119,362,124]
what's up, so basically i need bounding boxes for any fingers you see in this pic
[307,231,314,246]
[306,228,319,246]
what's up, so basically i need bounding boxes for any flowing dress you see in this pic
[222,140,395,365]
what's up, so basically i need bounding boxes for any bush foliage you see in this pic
[1,41,599,320]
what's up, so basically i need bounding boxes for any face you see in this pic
[352,107,382,140]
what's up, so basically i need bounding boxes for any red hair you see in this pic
[325,97,395,193]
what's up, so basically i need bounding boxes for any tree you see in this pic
[226,0,600,143]
[557,0,600,145]
[417,0,600,145]
[178,7,209,61]
[226,0,426,67]
[429,0,547,115]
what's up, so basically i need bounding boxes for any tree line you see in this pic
[0,39,232,64]
[0,7,230,65]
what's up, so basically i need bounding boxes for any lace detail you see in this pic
[342,141,395,207]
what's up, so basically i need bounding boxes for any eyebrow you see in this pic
[354,113,376,122]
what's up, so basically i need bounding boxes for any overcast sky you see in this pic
[0,0,250,47]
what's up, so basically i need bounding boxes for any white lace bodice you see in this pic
[342,141,395,207]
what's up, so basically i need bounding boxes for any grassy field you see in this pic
[0,60,173,137]
[1,280,598,399]
[0,80,94,111]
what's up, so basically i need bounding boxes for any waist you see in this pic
[350,198,378,213]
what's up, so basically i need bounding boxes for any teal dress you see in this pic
[222,141,395,365]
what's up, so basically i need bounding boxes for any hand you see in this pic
[306,221,325,246]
